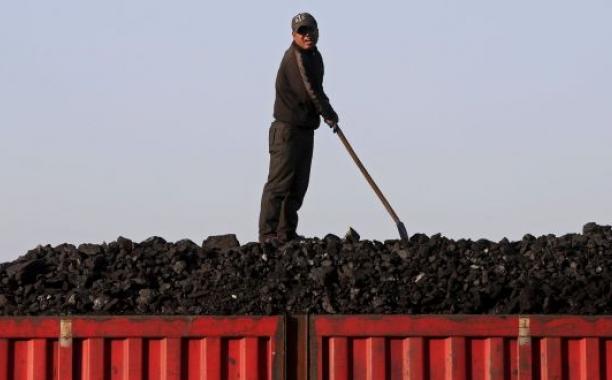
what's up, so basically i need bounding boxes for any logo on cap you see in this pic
[292,12,317,32]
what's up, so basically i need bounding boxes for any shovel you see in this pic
[331,123,409,244]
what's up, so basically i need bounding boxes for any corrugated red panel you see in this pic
[310,315,612,380]
[0,316,284,380]
[2,315,612,379]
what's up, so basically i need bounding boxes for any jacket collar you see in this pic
[291,41,317,54]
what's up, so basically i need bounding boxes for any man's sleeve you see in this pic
[294,50,338,122]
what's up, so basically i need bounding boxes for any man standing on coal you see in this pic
[259,12,339,244]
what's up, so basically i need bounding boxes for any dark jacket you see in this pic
[273,42,338,130]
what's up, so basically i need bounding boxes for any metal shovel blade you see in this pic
[397,221,409,244]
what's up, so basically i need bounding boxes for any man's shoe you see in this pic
[278,233,306,244]
[259,234,279,244]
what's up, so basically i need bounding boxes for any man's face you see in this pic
[292,25,318,50]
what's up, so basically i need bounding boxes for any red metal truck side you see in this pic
[0,316,284,380]
[310,315,612,380]
[2,315,612,379]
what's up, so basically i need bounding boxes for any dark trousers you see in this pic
[259,121,314,241]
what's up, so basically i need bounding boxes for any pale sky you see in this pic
[1,1,611,262]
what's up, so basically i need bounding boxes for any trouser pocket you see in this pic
[269,122,292,153]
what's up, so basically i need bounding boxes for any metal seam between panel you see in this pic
[518,316,530,346]
[60,319,72,348]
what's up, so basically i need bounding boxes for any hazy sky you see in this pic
[1,1,611,262]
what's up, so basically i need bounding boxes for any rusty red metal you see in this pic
[0,316,284,379]
[2,315,612,379]
[310,315,612,380]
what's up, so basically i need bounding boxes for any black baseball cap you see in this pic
[291,12,318,33]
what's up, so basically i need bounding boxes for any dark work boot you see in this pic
[259,234,279,245]
[278,232,305,244]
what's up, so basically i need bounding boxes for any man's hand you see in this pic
[324,118,339,133]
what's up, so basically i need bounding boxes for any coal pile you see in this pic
[1,223,611,316]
